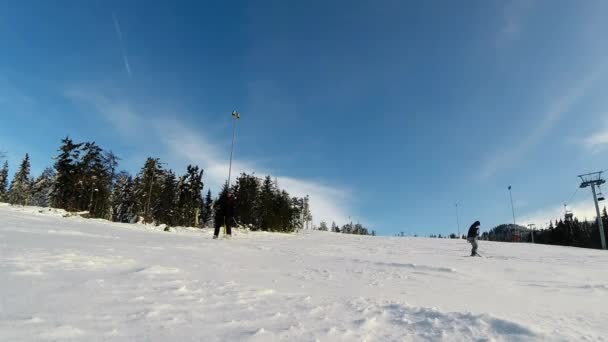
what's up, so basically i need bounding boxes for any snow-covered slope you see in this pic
[1,204,606,341]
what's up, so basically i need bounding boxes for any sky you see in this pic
[1,0,608,236]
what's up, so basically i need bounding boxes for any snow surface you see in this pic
[1,203,607,341]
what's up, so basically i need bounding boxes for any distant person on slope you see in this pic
[467,221,480,256]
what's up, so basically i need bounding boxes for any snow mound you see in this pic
[39,325,84,339]
[135,265,181,275]
[7,250,134,275]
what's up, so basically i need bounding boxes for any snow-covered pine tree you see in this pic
[8,153,32,205]
[302,195,312,229]
[201,190,213,227]
[0,161,8,202]
[31,167,56,207]
[187,165,204,227]
[341,223,353,234]
[353,223,368,235]
[290,196,303,231]
[111,171,137,223]
[50,137,82,211]
[318,221,328,231]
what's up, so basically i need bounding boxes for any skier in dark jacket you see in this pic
[467,221,480,256]
[213,191,236,239]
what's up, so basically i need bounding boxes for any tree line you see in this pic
[315,221,375,236]
[481,212,608,250]
[0,137,317,233]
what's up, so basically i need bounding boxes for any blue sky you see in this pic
[2,0,608,235]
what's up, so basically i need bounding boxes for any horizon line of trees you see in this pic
[481,214,608,250]
[0,137,321,233]
[315,221,375,236]
[420,214,608,250]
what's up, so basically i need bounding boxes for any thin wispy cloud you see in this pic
[64,89,140,137]
[520,199,602,227]
[159,119,354,225]
[480,68,605,180]
[583,121,608,150]
[65,90,356,225]
[122,56,132,78]
[112,13,132,79]
[496,0,535,47]
[112,13,123,41]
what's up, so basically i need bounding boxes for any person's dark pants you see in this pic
[467,237,478,255]
[213,217,232,237]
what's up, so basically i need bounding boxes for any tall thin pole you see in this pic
[508,185,516,225]
[527,223,535,243]
[227,111,240,189]
[455,203,460,237]
[146,174,154,224]
[578,171,606,250]
[591,184,606,250]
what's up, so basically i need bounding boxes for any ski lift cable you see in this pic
[565,187,579,206]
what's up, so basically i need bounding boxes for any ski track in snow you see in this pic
[0,203,607,341]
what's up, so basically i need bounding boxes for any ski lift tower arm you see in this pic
[578,171,606,188]
[578,171,607,249]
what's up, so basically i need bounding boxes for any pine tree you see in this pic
[8,154,32,205]
[104,150,120,186]
[213,182,230,229]
[318,221,328,231]
[258,176,276,231]
[50,137,82,211]
[602,207,608,237]
[201,190,213,227]
[111,171,137,223]
[274,190,293,232]
[78,142,112,218]
[233,173,260,228]
[0,161,8,202]
[341,223,353,234]
[353,223,368,235]
[31,167,55,207]
[154,170,178,226]
[175,165,204,227]
[134,158,163,223]
[291,197,304,231]
[302,195,312,229]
